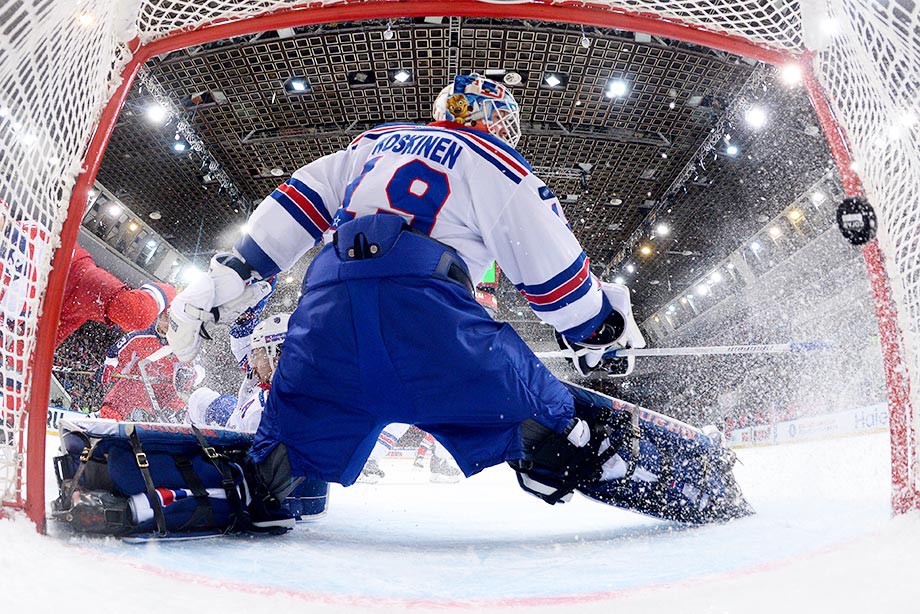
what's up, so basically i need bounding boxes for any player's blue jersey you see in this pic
[237,121,606,340]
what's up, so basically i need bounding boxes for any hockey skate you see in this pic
[429,454,462,484]
[358,459,385,484]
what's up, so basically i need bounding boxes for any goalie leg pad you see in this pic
[563,384,753,523]
[281,478,329,521]
[53,420,257,538]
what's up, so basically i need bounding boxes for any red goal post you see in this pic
[1,0,917,531]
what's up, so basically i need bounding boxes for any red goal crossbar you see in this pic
[19,0,916,530]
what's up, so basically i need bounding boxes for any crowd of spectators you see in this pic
[52,321,121,412]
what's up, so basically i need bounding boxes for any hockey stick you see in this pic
[534,340,832,360]
[136,344,181,422]
[53,365,171,382]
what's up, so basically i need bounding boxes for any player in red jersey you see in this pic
[98,294,193,422]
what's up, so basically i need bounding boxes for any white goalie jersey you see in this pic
[236,122,608,341]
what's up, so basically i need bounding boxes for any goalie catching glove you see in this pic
[556,281,646,377]
[168,253,274,362]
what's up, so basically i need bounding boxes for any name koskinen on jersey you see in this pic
[371,133,464,168]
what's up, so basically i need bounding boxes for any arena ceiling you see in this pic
[96,17,836,321]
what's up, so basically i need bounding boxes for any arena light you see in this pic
[543,73,567,89]
[625,264,635,274]
[679,297,688,305]
[283,77,311,95]
[146,239,158,249]
[639,244,653,256]
[347,71,376,88]
[179,265,206,284]
[744,105,768,129]
[695,285,709,297]
[667,305,676,314]
[239,223,250,234]
[788,209,803,222]
[750,241,762,253]
[145,103,168,125]
[128,222,139,232]
[726,144,739,156]
[769,226,782,238]
[391,69,412,84]
[780,63,803,86]
[284,275,295,283]
[614,276,625,284]
[710,271,723,284]
[655,223,669,237]
[107,204,121,217]
[810,191,827,206]
[172,137,189,153]
[605,79,628,98]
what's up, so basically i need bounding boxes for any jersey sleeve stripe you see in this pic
[525,273,594,313]
[237,235,281,278]
[139,283,168,313]
[275,182,331,235]
[516,253,590,300]
[287,177,333,225]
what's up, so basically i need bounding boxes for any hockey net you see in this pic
[0,0,917,528]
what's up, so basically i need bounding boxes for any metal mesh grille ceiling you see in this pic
[96,18,830,319]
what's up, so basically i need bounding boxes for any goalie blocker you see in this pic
[510,382,753,524]
[52,419,328,539]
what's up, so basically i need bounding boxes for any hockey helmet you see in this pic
[432,74,521,147]
[251,313,290,370]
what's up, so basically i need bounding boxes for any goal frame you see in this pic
[12,0,915,531]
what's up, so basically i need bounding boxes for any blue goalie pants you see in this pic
[251,214,576,485]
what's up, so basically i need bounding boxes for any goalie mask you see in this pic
[433,74,521,147]
[250,313,289,384]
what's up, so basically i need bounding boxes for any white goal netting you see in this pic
[0,0,918,518]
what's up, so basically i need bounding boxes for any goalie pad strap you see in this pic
[596,409,642,481]
[173,457,214,532]
[189,423,247,532]
[63,431,97,503]
[126,424,168,536]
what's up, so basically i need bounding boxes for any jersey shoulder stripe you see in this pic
[349,123,420,148]
[452,126,532,173]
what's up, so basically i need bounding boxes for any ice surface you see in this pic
[2,431,918,613]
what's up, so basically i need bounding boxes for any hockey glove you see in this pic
[168,253,272,362]
[557,281,646,377]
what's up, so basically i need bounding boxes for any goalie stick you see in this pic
[535,340,832,360]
